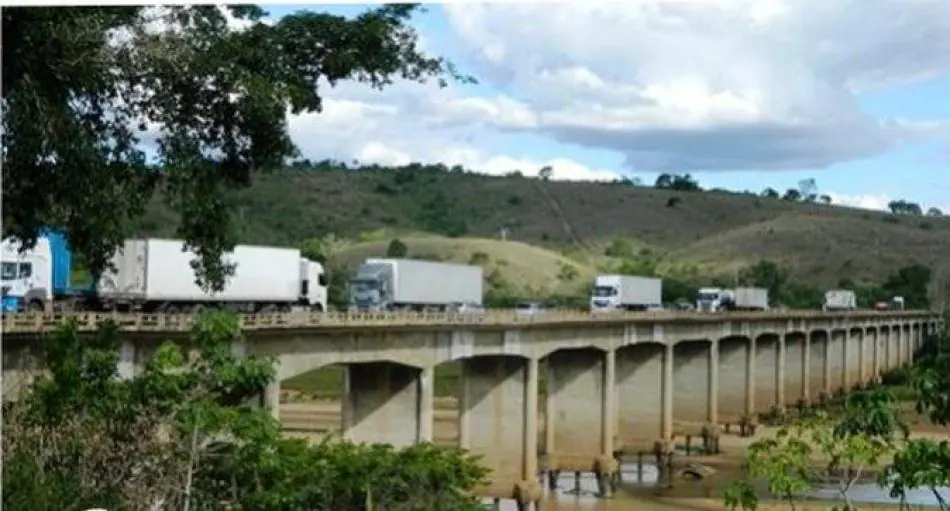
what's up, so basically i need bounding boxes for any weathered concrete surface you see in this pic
[342,362,425,447]
[718,337,748,422]
[828,331,846,392]
[615,343,663,446]
[673,340,711,427]
[459,356,529,485]
[754,335,780,413]
[808,333,828,399]
[785,334,806,403]
[546,348,607,469]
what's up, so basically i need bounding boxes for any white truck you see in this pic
[348,258,483,312]
[823,290,857,311]
[696,287,769,312]
[590,275,663,312]
[96,238,327,313]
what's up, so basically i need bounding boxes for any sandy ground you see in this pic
[278,398,950,510]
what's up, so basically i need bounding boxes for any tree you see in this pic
[538,165,553,180]
[888,200,923,216]
[725,404,900,510]
[797,178,819,203]
[927,207,944,217]
[782,189,802,201]
[819,194,832,205]
[2,5,467,291]
[654,173,674,189]
[3,312,489,509]
[761,187,780,199]
[386,238,408,257]
[739,260,788,305]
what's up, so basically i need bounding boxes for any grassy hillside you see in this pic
[134,162,950,305]
[331,235,598,297]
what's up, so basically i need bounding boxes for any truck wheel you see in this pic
[309,304,324,313]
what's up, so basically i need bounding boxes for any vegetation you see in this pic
[724,326,950,510]
[2,5,464,291]
[3,312,488,510]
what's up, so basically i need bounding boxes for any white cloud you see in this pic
[278,0,950,183]
[824,192,892,211]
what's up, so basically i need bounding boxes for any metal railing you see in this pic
[0,309,936,334]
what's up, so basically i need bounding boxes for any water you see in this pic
[809,483,950,507]
[482,461,661,510]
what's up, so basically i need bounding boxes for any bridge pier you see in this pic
[785,333,806,404]
[615,343,665,446]
[342,362,432,447]
[808,331,827,400]
[755,335,780,413]
[718,337,749,424]
[829,330,846,392]
[543,349,616,495]
[459,356,541,505]
[673,340,713,431]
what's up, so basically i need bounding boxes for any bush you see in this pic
[3,312,488,510]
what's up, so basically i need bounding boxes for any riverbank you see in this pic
[277,396,950,509]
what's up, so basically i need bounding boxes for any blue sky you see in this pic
[264,2,950,212]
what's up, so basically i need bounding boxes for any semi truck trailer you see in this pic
[348,258,483,312]
[590,274,662,312]
[696,287,769,312]
[0,232,328,313]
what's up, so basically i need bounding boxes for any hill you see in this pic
[330,235,598,298]
[134,162,950,306]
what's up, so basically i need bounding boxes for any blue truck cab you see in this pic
[0,230,94,313]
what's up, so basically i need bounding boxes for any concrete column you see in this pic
[745,339,756,416]
[544,364,556,456]
[616,344,664,446]
[871,328,884,381]
[802,334,811,402]
[602,349,616,457]
[117,339,136,380]
[822,334,832,394]
[343,362,424,447]
[263,379,280,420]
[523,357,539,482]
[708,341,719,425]
[673,341,712,427]
[895,327,903,366]
[418,366,434,442]
[857,330,868,385]
[458,356,530,486]
[776,335,786,408]
[662,344,674,442]
[547,349,611,469]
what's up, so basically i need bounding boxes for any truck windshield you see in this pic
[697,292,718,301]
[592,286,617,297]
[1,262,16,280]
[350,279,379,293]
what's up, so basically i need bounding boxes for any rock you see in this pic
[678,463,716,480]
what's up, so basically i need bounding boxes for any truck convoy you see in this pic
[348,258,483,312]
[589,274,663,312]
[822,290,857,311]
[0,232,328,313]
[696,287,769,312]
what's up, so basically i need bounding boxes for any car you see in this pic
[515,302,544,316]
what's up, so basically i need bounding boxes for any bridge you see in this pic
[2,309,943,507]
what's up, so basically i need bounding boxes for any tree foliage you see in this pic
[3,312,488,510]
[2,5,465,291]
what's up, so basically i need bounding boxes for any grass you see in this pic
[134,164,950,299]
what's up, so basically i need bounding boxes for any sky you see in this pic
[248,2,950,213]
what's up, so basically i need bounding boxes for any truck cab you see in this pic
[349,261,391,311]
[696,287,728,312]
[299,259,328,311]
[1,237,53,312]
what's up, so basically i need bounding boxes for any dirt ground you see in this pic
[278,398,949,510]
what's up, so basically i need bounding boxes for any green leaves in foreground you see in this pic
[3,310,488,510]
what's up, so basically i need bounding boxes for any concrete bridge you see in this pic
[2,309,943,506]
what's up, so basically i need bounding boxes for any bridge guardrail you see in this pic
[0,309,938,334]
